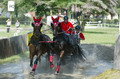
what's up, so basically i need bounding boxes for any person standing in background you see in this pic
[6,19,11,33]
[14,20,20,36]
[15,20,20,30]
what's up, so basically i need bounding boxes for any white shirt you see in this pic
[74,31,81,39]
[7,21,11,26]
[15,22,20,27]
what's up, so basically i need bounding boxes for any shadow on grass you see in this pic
[84,31,107,34]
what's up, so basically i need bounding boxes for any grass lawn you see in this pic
[81,27,119,46]
[92,69,120,79]
[0,24,31,38]
[0,30,30,38]
[0,52,29,64]
[0,24,31,28]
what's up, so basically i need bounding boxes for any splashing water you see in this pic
[0,44,114,79]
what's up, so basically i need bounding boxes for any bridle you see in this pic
[32,22,42,38]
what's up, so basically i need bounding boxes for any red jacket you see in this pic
[60,21,74,34]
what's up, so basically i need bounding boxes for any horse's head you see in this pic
[32,17,43,37]
[51,16,60,27]
[51,16,61,36]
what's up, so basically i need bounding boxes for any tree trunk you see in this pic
[50,9,52,16]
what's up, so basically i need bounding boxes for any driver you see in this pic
[60,16,74,34]
[60,16,75,46]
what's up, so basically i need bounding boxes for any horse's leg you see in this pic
[55,50,64,74]
[30,55,34,67]
[49,51,54,68]
[30,53,42,75]
[30,56,39,75]
[32,57,39,71]
[29,44,35,67]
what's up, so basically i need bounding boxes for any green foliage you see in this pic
[36,4,50,16]
[0,0,119,22]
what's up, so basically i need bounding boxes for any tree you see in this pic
[1,0,119,26]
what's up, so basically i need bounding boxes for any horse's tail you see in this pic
[76,44,86,61]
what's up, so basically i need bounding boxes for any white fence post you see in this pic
[119,14,120,34]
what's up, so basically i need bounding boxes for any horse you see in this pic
[28,17,54,75]
[51,16,86,74]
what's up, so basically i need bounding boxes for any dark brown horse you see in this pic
[28,17,54,75]
[51,16,86,74]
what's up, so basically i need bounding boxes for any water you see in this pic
[0,44,114,79]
